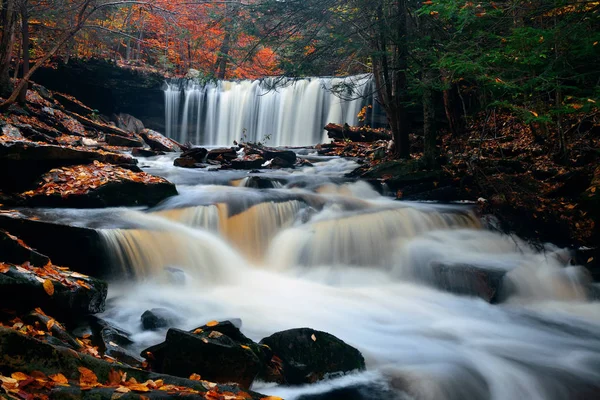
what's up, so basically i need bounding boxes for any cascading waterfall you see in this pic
[91,155,600,400]
[163,75,376,146]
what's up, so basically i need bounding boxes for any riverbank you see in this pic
[318,115,600,278]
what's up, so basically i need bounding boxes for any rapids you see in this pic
[39,153,600,399]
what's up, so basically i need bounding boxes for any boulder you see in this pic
[259,328,365,385]
[268,156,294,169]
[142,321,263,389]
[174,147,208,168]
[132,147,165,157]
[0,139,138,192]
[230,155,265,170]
[173,156,203,168]
[0,230,50,266]
[418,262,507,303]
[104,133,144,147]
[141,308,179,331]
[141,129,181,152]
[20,162,177,208]
[207,147,238,161]
[0,262,107,318]
[0,327,264,399]
[0,214,107,277]
[113,113,145,133]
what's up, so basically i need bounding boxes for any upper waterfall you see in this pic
[164,74,376,146]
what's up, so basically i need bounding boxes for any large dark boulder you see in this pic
[173,147,208,168]
[0,327,264,399]
[0,230,50,266]
[113,113,145,133]
[0,214,107,277]
[259,328,365,385]
[0,139,137,192]
[142,321,263,389]
[207,147,238,161]
[141,308,179,331]
[416,262,507,303]
[104,133,144,147]
[141,129,181,152]
[230,155,265,170]
[20,163,177,208]
[0,263,107,318]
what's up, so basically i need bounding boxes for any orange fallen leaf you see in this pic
[189,373,202,381]
[0,263,10,273]
[260,397,284,400]
[128,383,150,392]
[46,319,55,331]
[206,320,219,327]
[43,279,54,296]
[11,372,29,381]
[78,367,98,387]
[49,373,68,384]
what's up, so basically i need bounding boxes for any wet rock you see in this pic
[207,147,238,161]
[0,326,264,399]
[0,140,137,192]
[142,321,262,389]
[259,328,365,385]
[14,123,59,143]
[421,262,507,303]
[0,230,50,266]
[104,133,144,147]
[268,156,294,169]
[113,113,145,133]
[230,155,265,170]
[141,129,181,152]
[182,147,208,162]
[174,156,203,168]
[132,147,165,157]
[0,215,107,277]
[0,263,107,318]
[21,163,177,208]
[141,308,179,330]
[23,310,82,350]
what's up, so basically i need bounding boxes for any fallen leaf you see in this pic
[189,373,202,381]
[43,279,54,296]
[115,386,131,393]
[78,367,98,387]
[311,334,317,342]
[49,373,68,385]
[0,263,10,273]
[46,319,55,331]
[206,320,219,327]
[11,372,29,381]
[588,257,594,263]
[128,383,150,392]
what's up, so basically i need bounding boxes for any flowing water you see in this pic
[164,75,377,146]
[38,153,600,399]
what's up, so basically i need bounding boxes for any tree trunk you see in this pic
[0,0,17,97]
[422,69,438,169]
[17,2,29,104]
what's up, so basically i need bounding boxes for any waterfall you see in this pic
[163,74,376,146]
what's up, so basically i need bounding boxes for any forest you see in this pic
[0,1,600,400]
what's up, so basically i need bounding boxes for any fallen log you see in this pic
[324,123,390,143]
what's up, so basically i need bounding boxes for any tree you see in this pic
[0,0,18,97]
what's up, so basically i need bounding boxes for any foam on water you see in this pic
[97,154,600,400]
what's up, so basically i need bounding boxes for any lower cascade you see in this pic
[164,75,376,146]
[89,155,600,400]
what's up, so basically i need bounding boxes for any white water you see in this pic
[163,75,375,146]
[94,155,600,400]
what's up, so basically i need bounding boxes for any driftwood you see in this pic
[324,123,390,143]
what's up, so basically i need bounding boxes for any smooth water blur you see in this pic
[57,153,600,400]
[164,75,376,146]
